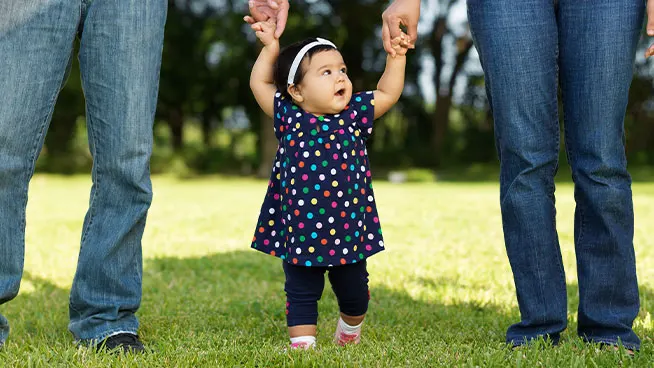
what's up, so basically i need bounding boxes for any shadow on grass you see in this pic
[136,251,654,350]
[135,251,523,347]
[413,274,653,345]
[1,272,73,347]
[2,252,652,355]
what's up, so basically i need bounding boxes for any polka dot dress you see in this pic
[251,91,385,267]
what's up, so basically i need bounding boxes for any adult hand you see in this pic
[243,0,289,39]
[647,0,654,57]
[382,0,420,57]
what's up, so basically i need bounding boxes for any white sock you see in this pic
[290,335,316,347]
[338,317,362,335]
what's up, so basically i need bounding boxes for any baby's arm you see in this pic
[373,35,409,119]
[249,20,279,118]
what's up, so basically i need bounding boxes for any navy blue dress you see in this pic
[251,91,385,267]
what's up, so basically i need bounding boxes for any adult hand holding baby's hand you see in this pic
[243,0,289,39]
[390,33,410,57]
[382,0,420,57]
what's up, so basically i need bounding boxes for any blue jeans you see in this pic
[0,0,166,344]
[467,0,642,350]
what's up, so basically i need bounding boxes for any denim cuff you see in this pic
[582,336,640,351]
[75,328,138,347]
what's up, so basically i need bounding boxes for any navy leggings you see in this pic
[283,260,369,326]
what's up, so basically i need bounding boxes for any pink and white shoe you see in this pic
[334,324,361,346]
[289,341,314,350]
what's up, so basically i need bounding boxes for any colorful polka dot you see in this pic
[251,91,383,266]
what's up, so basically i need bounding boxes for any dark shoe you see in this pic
[600,343,635,357]
[97,333,144,354]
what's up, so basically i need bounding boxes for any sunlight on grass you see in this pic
[0,174,651,367]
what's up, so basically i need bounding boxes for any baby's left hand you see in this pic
[389,33,410,57]
[250,19,276,46]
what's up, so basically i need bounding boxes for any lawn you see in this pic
[0,175,652,367]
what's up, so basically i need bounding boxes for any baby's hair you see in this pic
[273,38,337,100]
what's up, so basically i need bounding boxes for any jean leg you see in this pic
[67,0,166,342]
[0,0,79,345]
[557,0,643,350]
[467,0,567,345]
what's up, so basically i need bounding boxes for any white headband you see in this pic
[286,38,337,85]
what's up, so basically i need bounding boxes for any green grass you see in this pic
[0,175,652,367]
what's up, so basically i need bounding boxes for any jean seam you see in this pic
[79,112,99,246]
[69,105,100,317]
[559,39,587,254]
[564,132,585,246]
[544,135,560,325]
[543,47,562,322]
[575,206,585,246]
[75,328,138,345]
[606,249,619,326]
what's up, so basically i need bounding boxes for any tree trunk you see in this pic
[202,108,213,148]
[257,114,277,178]
[169,107,184,151]
[431,94,452,165]
[429,33,473,167]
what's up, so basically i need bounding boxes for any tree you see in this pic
[422,0,473,166]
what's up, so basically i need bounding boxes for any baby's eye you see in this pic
[322,70,331,76]
[340,68,347,74]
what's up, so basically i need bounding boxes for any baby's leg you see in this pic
[328,260,370,345]
[283,261,326,349]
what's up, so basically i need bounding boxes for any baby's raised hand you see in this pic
[250,19,276,46]
[389,33,410,57]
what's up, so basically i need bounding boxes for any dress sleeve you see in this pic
[348,91,375,139]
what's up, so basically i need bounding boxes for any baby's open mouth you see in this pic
[335,88,345,97]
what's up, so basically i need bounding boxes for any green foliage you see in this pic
[37,1,654,174]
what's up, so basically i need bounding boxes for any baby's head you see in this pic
[274,38,353,115]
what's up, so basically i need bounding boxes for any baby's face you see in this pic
[294,50,353,115]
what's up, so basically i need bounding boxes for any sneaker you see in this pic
[334,331,360,346]
[97,333,144,353]
[334,321,361,346]
[601,343,635,357]
[289,341,314,350]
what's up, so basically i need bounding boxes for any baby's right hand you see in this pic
[250,19,276,46]
[389,33,410,57]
